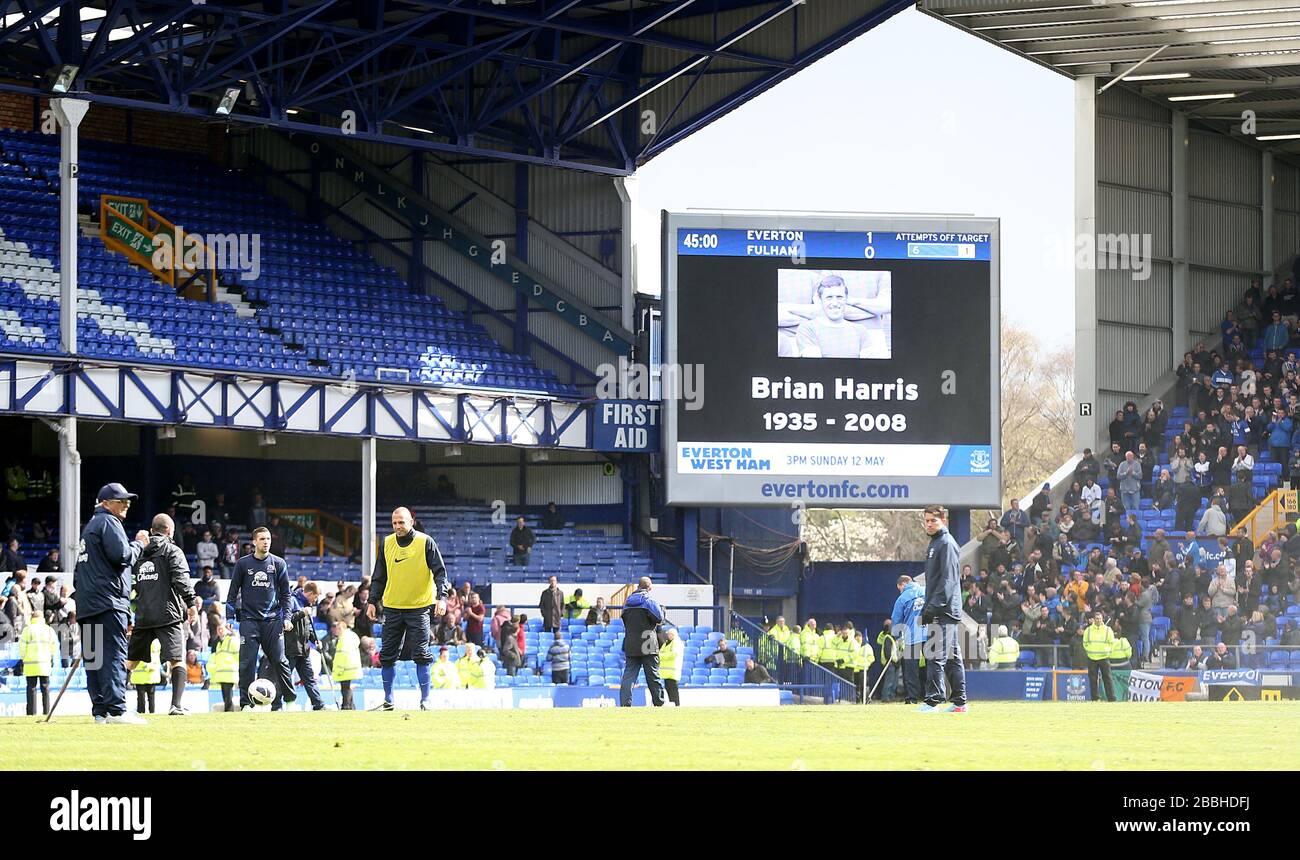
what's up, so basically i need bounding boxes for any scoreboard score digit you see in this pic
[661,211,1001,508]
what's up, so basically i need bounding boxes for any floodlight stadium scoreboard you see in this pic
[662,211,1001,508]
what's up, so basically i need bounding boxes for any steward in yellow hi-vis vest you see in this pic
[366,507,451,709]
[1082,612,1117,702]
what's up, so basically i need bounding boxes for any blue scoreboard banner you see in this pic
[592,400,661,452]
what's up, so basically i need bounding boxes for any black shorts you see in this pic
[127,623,184,666]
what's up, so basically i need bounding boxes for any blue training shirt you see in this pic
[226,552,293,623]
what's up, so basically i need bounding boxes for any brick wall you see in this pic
[0,84,227,163]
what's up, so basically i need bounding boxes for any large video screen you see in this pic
[662,212,1000,508]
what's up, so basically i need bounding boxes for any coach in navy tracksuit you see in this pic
[226,526,296,709]
[74,483,149,724]
[920,505,968,712]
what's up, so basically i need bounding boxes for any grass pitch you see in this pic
[7,701,1300,770]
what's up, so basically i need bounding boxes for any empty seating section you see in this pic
[286,505,669,585]
[0,129,577,396]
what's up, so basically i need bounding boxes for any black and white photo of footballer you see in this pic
[777,269,892,359]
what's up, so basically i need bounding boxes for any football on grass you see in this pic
[249,679,276,706]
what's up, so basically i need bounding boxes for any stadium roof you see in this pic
[0,0,913,174]
[920,0,1300,156]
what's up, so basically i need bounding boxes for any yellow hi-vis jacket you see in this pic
[800,628,820,661]
[209,631,240,684]
[853,640,875,671]
[331,628,362,682]
[659,636,684,681]
[431,659,461,689]
[458,655,486,689]
[1109,636,1133,666]
[18,617,57,677]
[768,623,791,646]
[130,639,162,685]
[826,635,854,668]
[1083,622,1115,661]
[988,636,1021,666]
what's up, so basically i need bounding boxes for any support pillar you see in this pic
[614,176,636,335]
[1172,111,1189,365]
[361,437,377,581]
[950,507,970,546]
[1263,151,1275,276]
[514,163,530,357]
[53,97,88,569]
[1074,77,1099,452]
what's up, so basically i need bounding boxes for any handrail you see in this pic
[1231,488,1297,546]
[269,507,360,557]
[99,194,217,302]
[730,611,856,703]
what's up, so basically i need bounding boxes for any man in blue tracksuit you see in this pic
[74,483,150,724]
[889,574,926,704]
[619,577,666,707]
[920,505,968,712]
[226,526,296,709]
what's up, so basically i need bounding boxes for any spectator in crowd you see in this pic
[1,538,23,573]
[538,576,564,635]
[999,498,1029,547]
[441,586,463,633]
[498,614,522,676]
[586,597,612,626]
[1209,565,1236,610]
[1205,640,1239,670]
[1198,500,1227,537]
[1117,451,1143,513]
[1080,476,1104,523]
[433,613,465,646]
[185,649,207,688]
[463,592,486,647]
[490,604,511,645]
[515,614,528,666]
[220,532,240,579]
[1075,448,1101,485]
[705,637,737,669]
[0,597,14,646]
[540,502,566,530]
[510,516,535,565]
[36,548,60,573]
[195,567,219,606]
[1028,483,1052,524]
[547,631,571,685]
[183,604,208,653]
[743,658,773,684]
